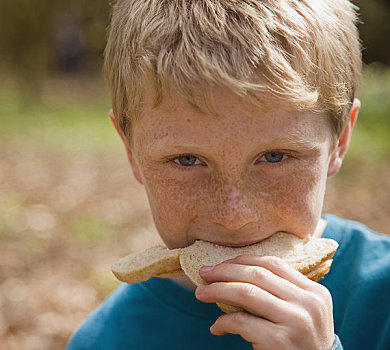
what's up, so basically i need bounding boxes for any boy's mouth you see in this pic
[207,231,294,248]
[211,239,264,248]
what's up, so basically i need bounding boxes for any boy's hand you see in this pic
[195,255,334,350]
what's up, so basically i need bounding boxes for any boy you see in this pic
[67,0,390,349]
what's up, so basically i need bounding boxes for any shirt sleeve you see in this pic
[331,334,343,350]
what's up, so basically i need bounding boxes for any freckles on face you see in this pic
[259,157,328,239]
[142,174,202,247]
[135,144,208,248]
[141,153,329,248]
[131,90,334,248]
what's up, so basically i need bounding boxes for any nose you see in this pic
[209,183,259,231]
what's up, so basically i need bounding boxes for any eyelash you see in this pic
[166,154,205,168]
[255,151,291,164]
[167,150,293,168]
[174,154,202,166]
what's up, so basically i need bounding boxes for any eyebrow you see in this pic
[264,135,325,150]
[148,134,324,155]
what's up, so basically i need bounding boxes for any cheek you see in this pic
[141,169,206,246]
[254,159,328,236]
[146,178,201,219]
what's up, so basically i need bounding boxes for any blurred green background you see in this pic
[0,1,389,349]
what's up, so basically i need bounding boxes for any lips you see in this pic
[204,231,290,248]
[211,239,264,248]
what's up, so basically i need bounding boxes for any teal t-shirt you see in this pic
[321,215,390,350]
[67,215,390,349]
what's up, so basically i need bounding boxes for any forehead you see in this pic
[132,85,333,150]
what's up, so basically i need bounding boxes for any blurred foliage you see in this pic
[359,63,390,126]
[345,63,390,168]
[0,75,115,154]
[69,215,113,242]
[0,0,389,86]
[354,0,390,65]
[0,0,110,95]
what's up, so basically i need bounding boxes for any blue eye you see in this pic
[174,155,201,166]
[260,152,287,163]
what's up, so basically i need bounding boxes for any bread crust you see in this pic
[111,246,182,284]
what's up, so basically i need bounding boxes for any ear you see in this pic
[327,99,360,177]
[109,109,143,184]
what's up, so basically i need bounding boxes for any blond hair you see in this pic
[105,0,361,144]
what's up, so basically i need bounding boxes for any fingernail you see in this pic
[210,325,225,336]
[200,265,213,273]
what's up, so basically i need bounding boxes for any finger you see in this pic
[200,262,303,301]
[228,255,314,290]
[210,311,280,347]
[196,282,288,322]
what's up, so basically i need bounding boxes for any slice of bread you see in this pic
[112,233,338,313]
[112,245,182,284]
[305,259,333,282]
[179,233,338,287]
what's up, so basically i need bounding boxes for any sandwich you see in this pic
[112,232,338,313]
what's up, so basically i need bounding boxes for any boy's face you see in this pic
[123,88,348,249]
